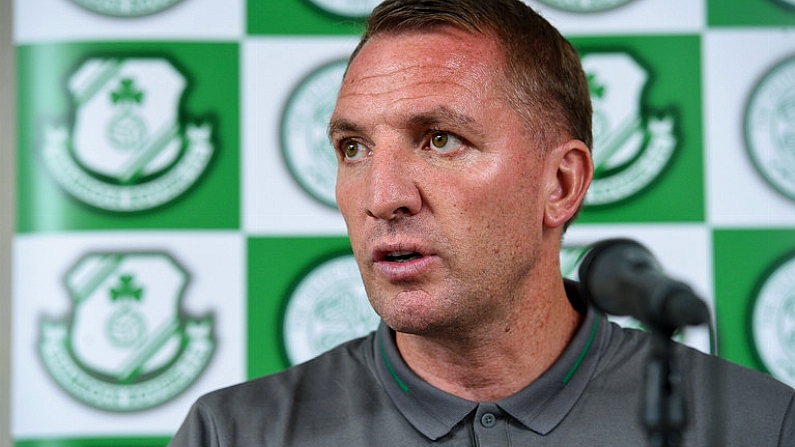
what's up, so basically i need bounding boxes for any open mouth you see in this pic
[384,251,423,263]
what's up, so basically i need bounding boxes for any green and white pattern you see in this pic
[305,0,382,18]
[69,0,184,17]
[282,254,378,365]
[582,51,677,207]
[38,252,214,412]
[10,0,795,445]
[41,58,214,212]
[745,55,795,202]
[280,59,347,209]
[535,0,637,13]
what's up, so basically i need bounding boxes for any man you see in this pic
[170,0,795,445]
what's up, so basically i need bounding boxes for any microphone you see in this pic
[577,238,710,335]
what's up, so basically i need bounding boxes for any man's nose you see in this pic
[365,147,422,221]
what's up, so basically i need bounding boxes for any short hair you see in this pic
[347,0,593,153]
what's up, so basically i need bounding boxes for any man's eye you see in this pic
[429,132,462,152]
[340,140,366,160]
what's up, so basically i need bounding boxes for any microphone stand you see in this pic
[643,326,686,447]
[576,238,712,446]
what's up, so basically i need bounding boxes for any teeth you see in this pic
[386,251,421,262]
[390,251,414,257]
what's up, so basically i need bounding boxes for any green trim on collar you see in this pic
[379,331,410,393]
[562,315,599,385]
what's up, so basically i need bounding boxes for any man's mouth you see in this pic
[371,245,435,281]
[384,251,423,263]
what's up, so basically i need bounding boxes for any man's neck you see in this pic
[394,280,583,402]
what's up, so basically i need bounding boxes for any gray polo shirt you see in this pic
[170,291,795,446]
[374,306,602,442]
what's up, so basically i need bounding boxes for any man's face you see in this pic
[330,28,555,336]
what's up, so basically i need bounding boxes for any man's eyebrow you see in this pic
[327,118,363,140]
[328,106,485,139]
[406,106,484,135]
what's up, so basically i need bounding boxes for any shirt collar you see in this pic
[498,304,605,434]
[374,323,477,440]
[372,282,608,439]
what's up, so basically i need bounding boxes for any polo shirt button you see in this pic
[481,412,497,428]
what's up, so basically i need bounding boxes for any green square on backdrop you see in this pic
[713,229,795,378]
[709,0,795,27]
[248,0,366,35]
[570,34,703,224]
[247,236,358,379]
[16,42,240,232]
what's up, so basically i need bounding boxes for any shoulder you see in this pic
[594,320,795,445]
[599,321,793,394]
[200,333,377,413]
[170,331,415,446]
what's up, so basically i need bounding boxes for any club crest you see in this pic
[282,254,379,366]
[744,54,795,202]
[38,252,214,412]
[535,0,637,13]
[69,0,184,17]
[41,57,214,212]
[752,253,795,388]
[280,59,347,209]
[582,52,677,207]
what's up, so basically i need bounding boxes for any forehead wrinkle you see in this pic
[345,66,452,99]
[345,48,490,98]
[333,31,506,142]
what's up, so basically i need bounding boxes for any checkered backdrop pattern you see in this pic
[10,0,795,444]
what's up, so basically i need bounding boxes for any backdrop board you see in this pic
[10,0,795,445]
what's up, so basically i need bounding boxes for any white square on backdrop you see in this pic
[523,0,704,36]
[705,29,795,227]
[14,0,243,43]
[11,231,246,438]
[242,37,359,236]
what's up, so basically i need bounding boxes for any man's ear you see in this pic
[543,139,594,229]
